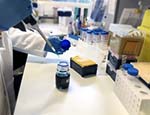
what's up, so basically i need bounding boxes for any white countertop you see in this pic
[14,40,129,115]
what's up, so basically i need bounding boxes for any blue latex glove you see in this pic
[0,0,32,30]
[44,37,71,55]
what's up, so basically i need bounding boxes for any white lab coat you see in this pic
[0,32,15,115]
[8,27,46,57]
[0,27,47,115]
[0,54,11,115]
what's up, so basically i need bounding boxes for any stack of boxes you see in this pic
[106,24,144,81]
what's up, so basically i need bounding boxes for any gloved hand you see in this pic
[44,36,71,55]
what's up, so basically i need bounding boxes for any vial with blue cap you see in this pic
[93,31,100,43]
[86,30,93,44]
[80,28,87,41]
[100,31,109,42]
[56,61,70,90]
[82,28,88,41]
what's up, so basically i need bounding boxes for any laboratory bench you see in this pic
[14,40,129,115]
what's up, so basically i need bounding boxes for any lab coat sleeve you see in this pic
[8,27,46,57]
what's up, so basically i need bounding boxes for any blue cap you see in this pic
[94,28,103,32]
[80,28,87,31]
[122,63,133,70]
[87,30,93,34]
[60,39,71,51]
[93,31,99,35]
[127,67,139,76]
[101,31,109,35]
[82,28,88,31]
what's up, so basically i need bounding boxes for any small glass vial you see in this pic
[56,61,70,90]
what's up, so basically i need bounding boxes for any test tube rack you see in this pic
[114,70,150,115]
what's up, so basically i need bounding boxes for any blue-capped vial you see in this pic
[93,31,100,43]
[56,61,70,90]
[100,31,109,42]
[80,28,88,41]
[86,30,93,44]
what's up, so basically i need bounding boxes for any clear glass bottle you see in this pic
[56,61,70,90]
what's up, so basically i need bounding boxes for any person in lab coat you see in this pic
[0,0,70,115]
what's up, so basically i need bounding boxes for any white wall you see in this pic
[37,1,90,17]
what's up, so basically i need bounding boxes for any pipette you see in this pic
[23,15,56,53]
[31,24,56,53]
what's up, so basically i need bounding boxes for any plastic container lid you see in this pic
[93,28,103,32]
[60,39,71,51]
[101,31,109,35]
[122,63,133,70]
[57,61,69,72]
[57,10,72,17]
[93,31,99,35]
[80,28,88,31]
[87,30,93,34]
[127,67,139,76]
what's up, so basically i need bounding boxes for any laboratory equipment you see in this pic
[108,24,144,56]
[106,50,137,81]
[86,30,93,44]
[44,36,71,54]
[70,56,97,77]
[122,63,133,71]
[68,34,80,47]
[24,15,70,54]
[100,31,108,42]
[107,50,137,70]
[57,8,72,33]
[93,31,100,43]
[80,28,88,41]
[23,15,56,53]
[106,62,117,81]
[114,69,150,115]
[56,61,70,89]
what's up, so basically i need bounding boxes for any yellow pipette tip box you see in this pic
[70,56,98,77]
